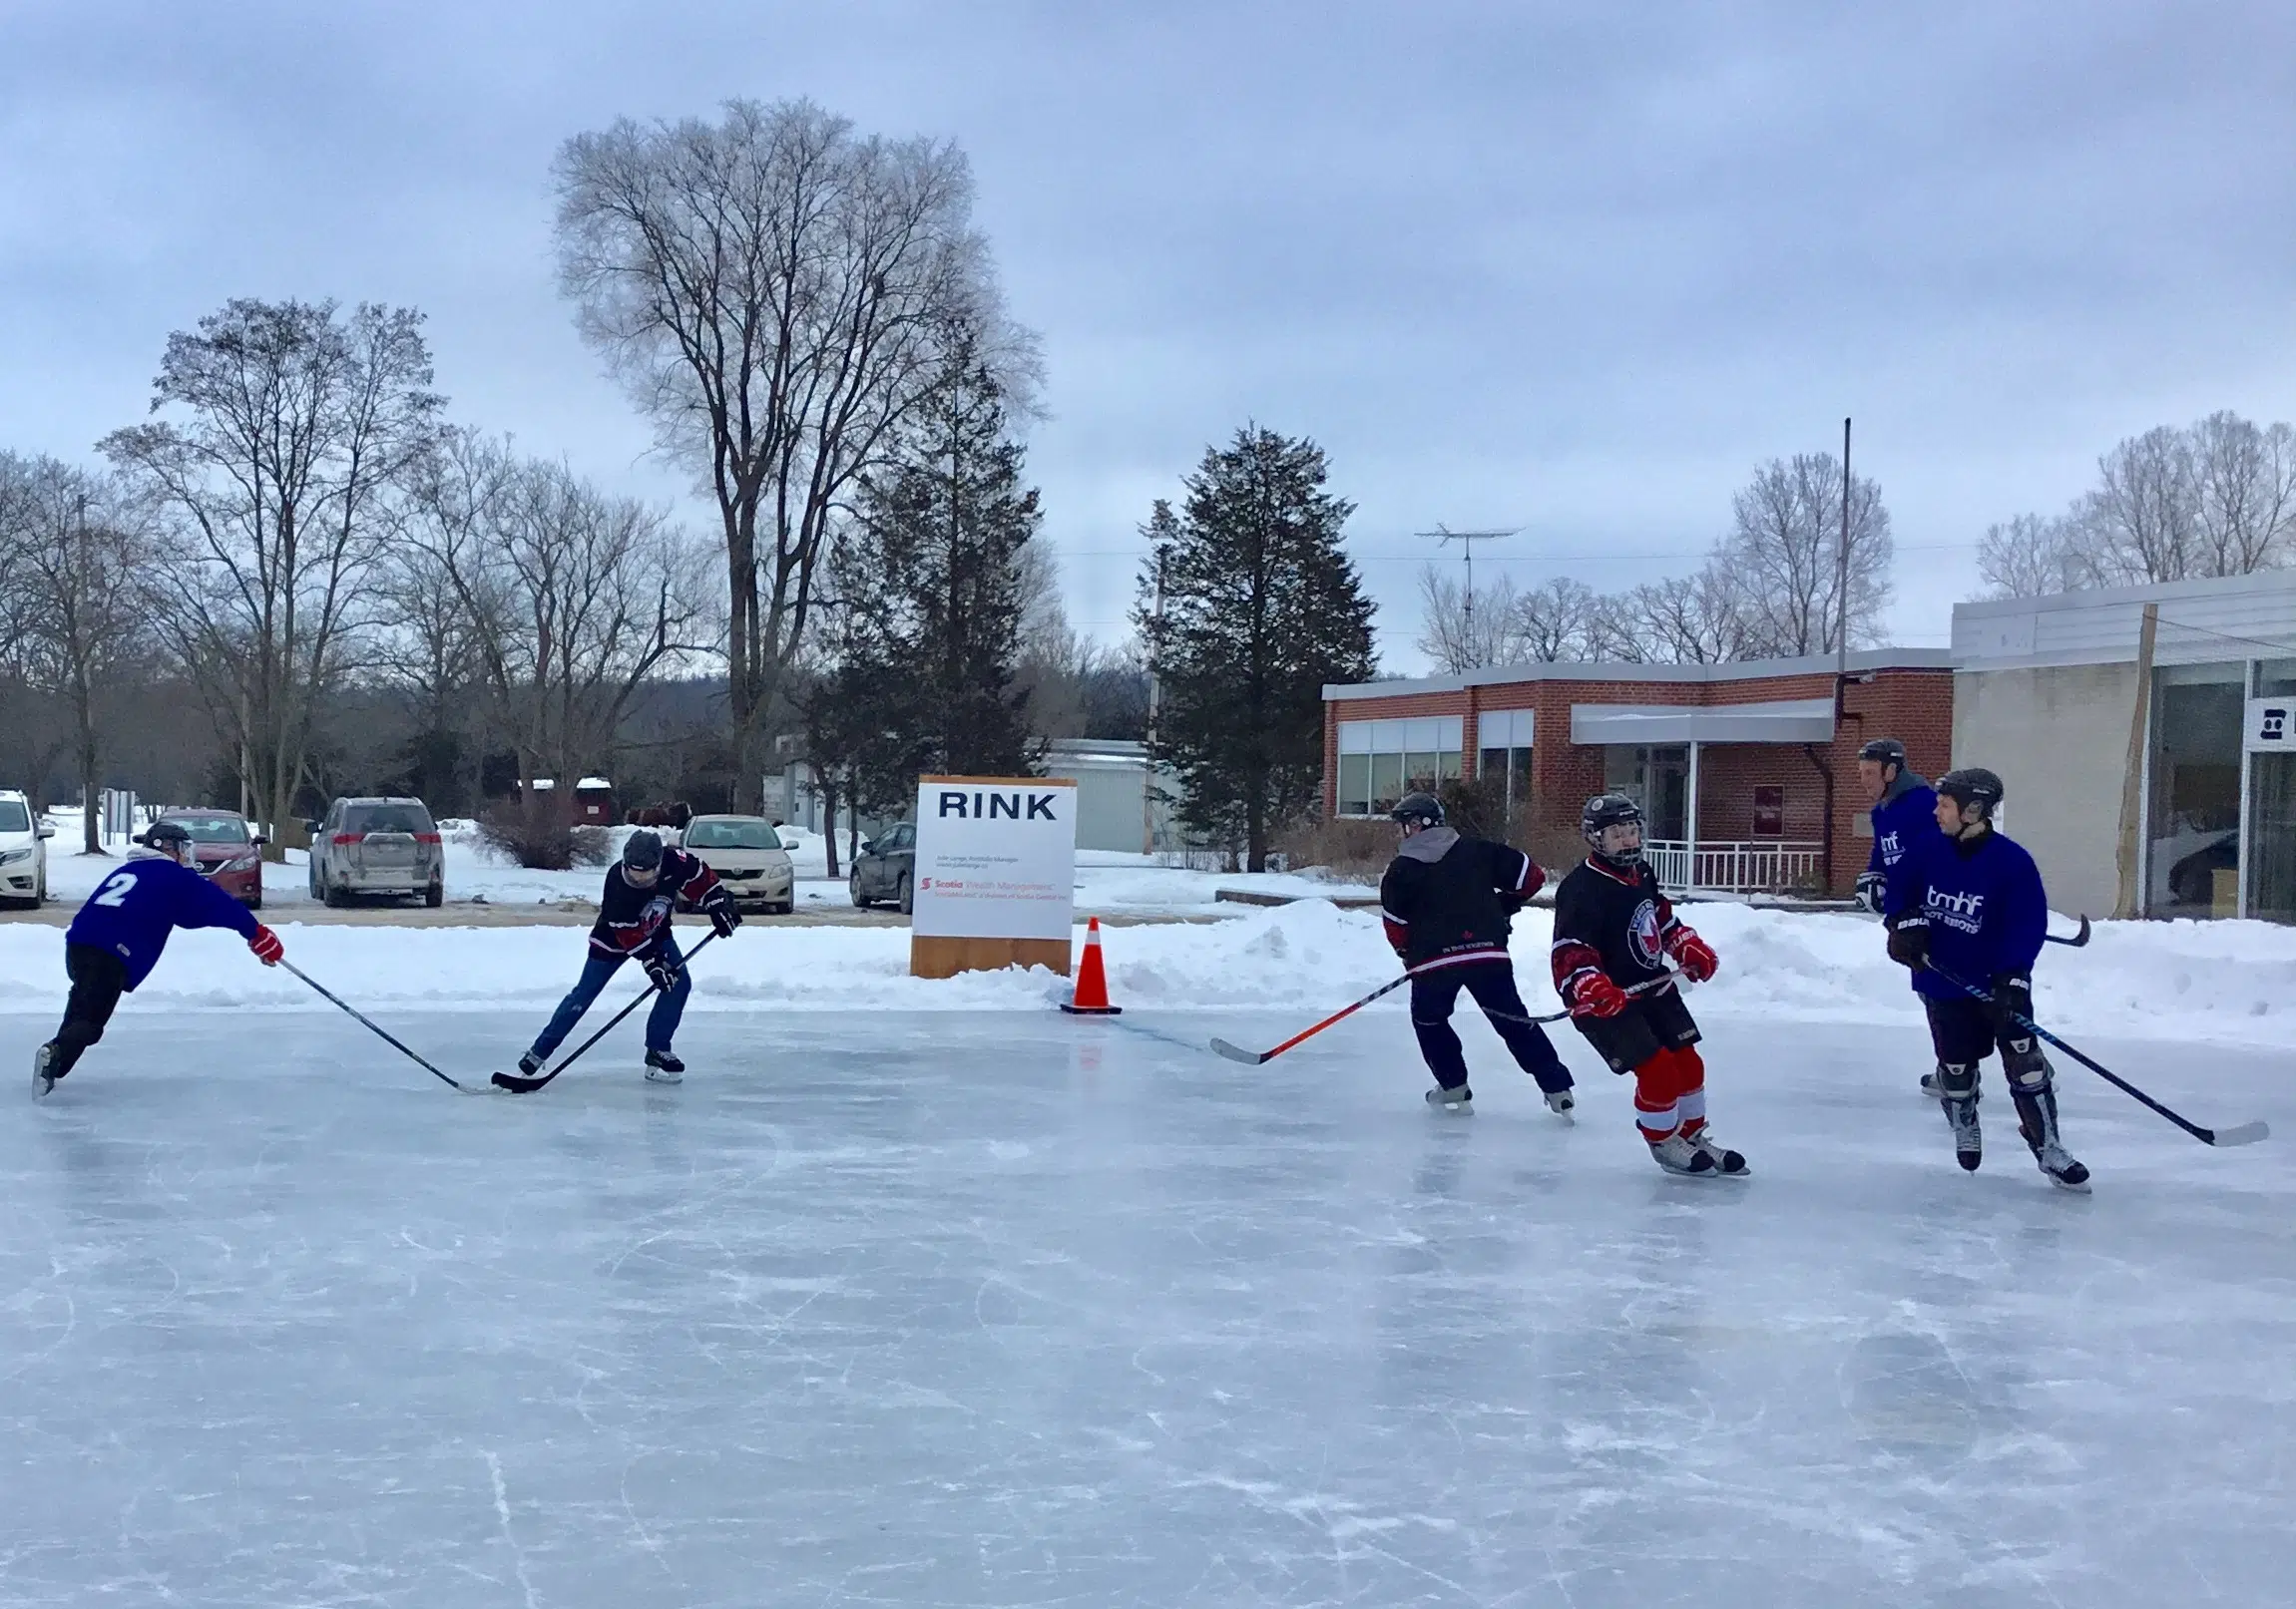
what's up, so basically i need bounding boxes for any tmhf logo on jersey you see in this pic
[1923,886,1987,934]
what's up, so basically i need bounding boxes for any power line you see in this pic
[1042,539,1984,564]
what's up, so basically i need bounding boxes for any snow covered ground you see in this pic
[2,1001,2289,1606]
[3,896,2292,1055]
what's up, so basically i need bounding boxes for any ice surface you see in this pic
[3,1004,2290,1606]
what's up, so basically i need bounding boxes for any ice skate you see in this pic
[1424,1082,1472,1112]
[1646,1132,1716,1176]
[1544,1087,1575,1122]
[2031,1137,2090,1192]
[644,1048,685,1084]
[1944,1097,1982,1171]
[1919,1068,1942,1098]
[2016,1087,2090,1192]
[1686,1125,1748,1176]
[31,1042,60,1099]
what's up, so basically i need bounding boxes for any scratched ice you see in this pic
[1,1006,2290,1607]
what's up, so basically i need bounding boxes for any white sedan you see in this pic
[0,790,54,909]
[678,815,795,915]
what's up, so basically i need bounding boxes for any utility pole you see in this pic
[1417,524,1519,664]
[1824,417,1853,896]
[1143,550,1164,855]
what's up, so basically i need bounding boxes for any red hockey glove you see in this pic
[1666,927,1718,984]
[247,925,283,967]
[1567,971,1628,1019]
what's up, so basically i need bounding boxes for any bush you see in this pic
[1272,814,1395,883]
[478,794,613,871]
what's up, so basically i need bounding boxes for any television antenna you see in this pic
[1417,524,1519,650]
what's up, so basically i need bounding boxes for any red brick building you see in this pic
[1321,649,1954,895]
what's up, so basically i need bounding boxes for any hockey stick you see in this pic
[1209,966,1679,1066]
[1928,962,2267,1147]
[491,932,718,1094]
[280,960,463,1091]
[2043,916,2092,948]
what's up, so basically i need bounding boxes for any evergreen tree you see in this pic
[1138,427,1376,870]
[839,326,1041,779]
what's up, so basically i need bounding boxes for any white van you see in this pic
[0,790,56,909]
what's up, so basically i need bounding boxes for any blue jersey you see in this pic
[1886,828,2049,1003]
[66,854,258,990]
[1866,772,1940,902]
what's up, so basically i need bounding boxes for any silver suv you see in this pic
[308,797,444,907]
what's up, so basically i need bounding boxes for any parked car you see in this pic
[308,796,444,907]
[152,807,266,908]
[678,814,795,914]
[0,789,55,909]
[849,822,916,914]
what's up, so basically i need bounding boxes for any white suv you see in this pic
[0,789,55,909]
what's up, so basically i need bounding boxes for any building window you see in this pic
[1751,785,1785,838]
[1604,744,1689,839]
[2146,663,2245,918]
[2249,659,2296,924]
[1337,716,1463,816]
[1476,708,1535,820]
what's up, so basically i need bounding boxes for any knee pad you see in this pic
[2006,1048,2051,1092]
[1939,1061,1979,1099]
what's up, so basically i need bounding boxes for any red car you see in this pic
[154,809,266,909]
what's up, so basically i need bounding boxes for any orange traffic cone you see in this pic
[1060,916,1123,1015]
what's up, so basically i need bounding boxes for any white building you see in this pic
[1952,571,2296,923]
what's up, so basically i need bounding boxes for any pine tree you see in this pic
[838,326,1041,781]
[1138,427,1376,870]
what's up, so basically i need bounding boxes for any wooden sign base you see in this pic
[910,935,1073,980]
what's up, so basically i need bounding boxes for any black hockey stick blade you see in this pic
[492,932,719,1093]
[2044,916,2093,948]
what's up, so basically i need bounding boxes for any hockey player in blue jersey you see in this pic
[1883,768,2089,1191]
[1853,736,1946,1094]
[33,819,285,1097]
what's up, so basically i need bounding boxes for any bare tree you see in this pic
[554,97,1023,811]
[1616,569,1752,662]
[1977,512,2088,599]
[1721,453,1892,656]
[101,299,444,836]
[402,436,713,790]
[1415,563,1525,670]
[1514,574,1611,662]
[0,455,153,851]
[2189,410,2296,576]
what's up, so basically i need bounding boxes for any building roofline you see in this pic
[1953,568,2296,621]
[1323,646,1955,702]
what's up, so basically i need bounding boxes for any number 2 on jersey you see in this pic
[92,871,139,908]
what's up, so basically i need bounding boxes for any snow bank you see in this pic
[3,898,2292,1048]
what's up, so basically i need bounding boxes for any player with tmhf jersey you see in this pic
[1376,790,1574,1116]
[1884,766,2089,1191]
[515,829,738,1085]
[1853,735,1950,1096]
[1550,794,1743,1177]
[33,820,285,1097]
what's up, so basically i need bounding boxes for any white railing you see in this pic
[1643,840,1825,897]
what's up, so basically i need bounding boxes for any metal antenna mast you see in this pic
[1417,524,1519,652]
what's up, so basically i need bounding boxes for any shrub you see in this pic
[479,794,612,871]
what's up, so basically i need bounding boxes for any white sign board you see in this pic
[2247,697,2293,754]
[911,777,1078,942]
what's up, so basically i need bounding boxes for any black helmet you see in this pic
[138,820,194,864]
[622,828,666,884]
[1859,737,1907,770]
[1390,791,1444,829]
[1936,767,2006,822]
[1581,792,1645,866]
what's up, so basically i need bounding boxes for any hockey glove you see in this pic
[643,953,686,994]
[1854,870,1884,916]
[1565,970,1628,1019]
[1665,926,1718,983]
[702,888,741,939]
[247,925,283,967]
[1885,911,1929,970]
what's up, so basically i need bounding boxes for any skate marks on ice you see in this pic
[0,1009,2292,1606]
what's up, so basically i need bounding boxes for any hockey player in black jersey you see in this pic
[1550,794,1744,1176]
[1377,791,1574,1116]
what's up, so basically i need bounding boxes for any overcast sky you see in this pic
[3,2,2291,670]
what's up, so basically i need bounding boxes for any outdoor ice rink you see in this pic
[3,1005,2289,1608]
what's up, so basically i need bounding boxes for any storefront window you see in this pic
[2145,664,2244,918]
[2248,660,2296,923]
[1335,717,1463,816]
[1476,708,1535,820]
[1605,744,1689,840]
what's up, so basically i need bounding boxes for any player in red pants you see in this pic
[1550,794,1745,1177]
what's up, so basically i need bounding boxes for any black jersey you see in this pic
[1550,856,1682,997]
[587,847,720,959]
[1379,826,1543,969]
